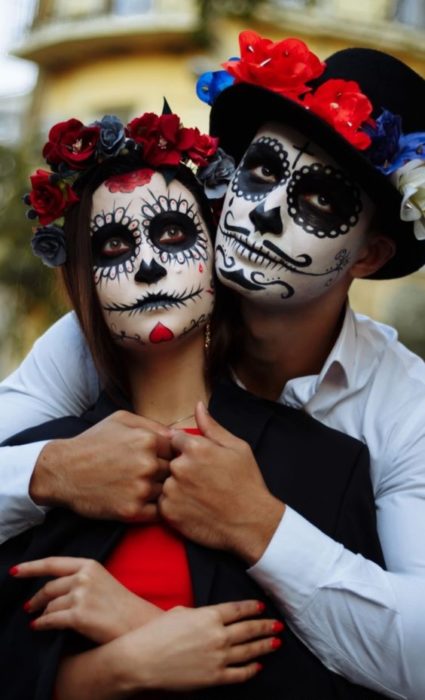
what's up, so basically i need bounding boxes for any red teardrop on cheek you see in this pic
[198,264,204,273]
[149,323,175,344]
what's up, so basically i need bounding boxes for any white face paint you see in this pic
[91,170,214,348]
[215,123,375,308]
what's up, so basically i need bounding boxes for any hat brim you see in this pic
[210,82,425,280]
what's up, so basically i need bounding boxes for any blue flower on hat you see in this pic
[365,110,402,169]
[366,109,425,174]
[196,67,236,106]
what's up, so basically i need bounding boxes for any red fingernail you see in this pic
[23,601,31,613]
[9,566,19,576]
[272,620,284,633]
[29,620,37,630]
[271,637,282,650]
[256,601,266,613]
[256,662,264,672]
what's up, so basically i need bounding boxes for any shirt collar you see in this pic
[315,304,357,391]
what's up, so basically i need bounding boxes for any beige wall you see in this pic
[38,53,209,132]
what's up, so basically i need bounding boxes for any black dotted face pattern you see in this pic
[286,163,363,238]
[231,136,291,202]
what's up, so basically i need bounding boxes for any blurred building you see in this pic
[10,0,425,353]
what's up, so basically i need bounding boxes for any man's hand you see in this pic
[12,556,163,644]
[159,403,285,565]
[30,411,173,522]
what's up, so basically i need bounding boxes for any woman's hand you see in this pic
[55,598,283,698]
[12,556,162,644]
[121,600,283,691]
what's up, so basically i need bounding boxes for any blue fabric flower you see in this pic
[389,132,425,171]
[196,70,235,106]
[364,109,402,169]
[95,115,126,158]
[31,225,67,267]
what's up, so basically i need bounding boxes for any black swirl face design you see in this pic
[216,123,374,307]
[231,137,290,202]
[286,164,362,238]
[141,193,209,265]
[90,173,215,347]
[91,207,141,282]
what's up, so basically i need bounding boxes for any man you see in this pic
[1,34,425,698]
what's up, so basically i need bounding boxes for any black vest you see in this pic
[0,380,385,699]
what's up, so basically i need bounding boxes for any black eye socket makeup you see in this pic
[91,207,141,281]
[141,193,209,265]
[231,137,290,201]
[92,224,138,267]
[286,163,363,238]
[149,211,198,252]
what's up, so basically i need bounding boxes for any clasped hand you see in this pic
[33,403,284,563]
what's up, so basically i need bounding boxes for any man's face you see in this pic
[215,123,374,308]
[91,170,214,348]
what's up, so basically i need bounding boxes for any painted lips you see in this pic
[102,286,203,314]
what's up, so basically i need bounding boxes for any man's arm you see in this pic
[0,312,98,543]
[161,403,424,700]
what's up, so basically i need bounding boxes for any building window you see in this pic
[112,0,154,15]
[54,0,107,20]
[393,0,425,28]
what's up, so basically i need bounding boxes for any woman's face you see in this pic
[91,170,215,348]
[215,122,375,308]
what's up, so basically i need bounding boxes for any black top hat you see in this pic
[209,45,425,279]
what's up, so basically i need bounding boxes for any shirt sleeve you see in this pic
[0,312,99,544]
[249,506,419,699]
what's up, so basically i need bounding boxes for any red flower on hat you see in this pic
[303,79,374,150]
[29,169,79,225]
[42,119,100,170]
[222,31,325,100]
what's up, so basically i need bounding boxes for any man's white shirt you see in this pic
[0,307,424,699]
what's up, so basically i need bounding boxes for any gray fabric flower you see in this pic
[31,226,67,267]
[197,147,236,198]
[95,115,126,158]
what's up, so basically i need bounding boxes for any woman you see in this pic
[0,107,384,699]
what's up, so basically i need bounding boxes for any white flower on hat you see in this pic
[391,159,425,241]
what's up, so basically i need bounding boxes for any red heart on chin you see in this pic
[149,322,175,344]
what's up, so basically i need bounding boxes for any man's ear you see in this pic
[350,235,396,280]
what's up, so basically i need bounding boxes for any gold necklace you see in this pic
[167,412,195,428]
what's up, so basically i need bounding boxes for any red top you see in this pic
[105,427,201,610]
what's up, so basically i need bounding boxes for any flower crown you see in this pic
[25,106,235,267]
[197,31,425,240]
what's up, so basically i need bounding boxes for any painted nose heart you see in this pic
[135,259,167,284]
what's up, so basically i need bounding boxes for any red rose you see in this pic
[187,132,219,166]
[127,112,160,145]
[29,169,79,225]
[42,118,100,170]
[222,31,325,100]
[127,113,180,166]
[127,113,201,167]
[304,80,373,150]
